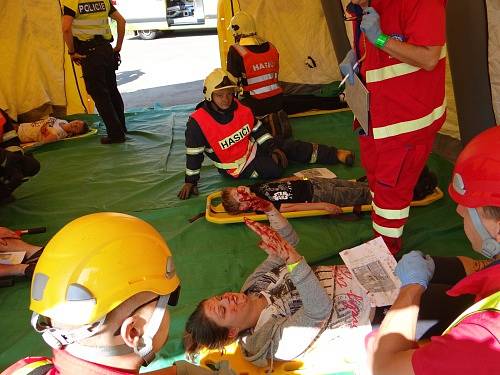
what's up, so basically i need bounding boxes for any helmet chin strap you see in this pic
[32,294,171,366]
[468,208,500,259]
[133,294,170,366]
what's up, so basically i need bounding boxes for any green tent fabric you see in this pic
[0,106,472,371]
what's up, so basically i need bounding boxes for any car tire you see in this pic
[137,30,159,40]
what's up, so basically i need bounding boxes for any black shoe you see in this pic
[344,153,355,167]
[100,136,125,144]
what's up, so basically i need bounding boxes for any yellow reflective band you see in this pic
[186,147,205,155]
[443,291,500,335]
[12,359,53,375]
[73,18,109,26]
[366,47,447,83]
[6,145,22,153]
[256,133,272,145]
[73,27,109,35]
[2,129,18,142]
[373,100,446,140]
[373,222,404,238]
[373,202,410,220]
[205,147,214,153]
[252,120,262,132]
[185,168,200,176]
[247,73,278,85]
[250,84,280,95]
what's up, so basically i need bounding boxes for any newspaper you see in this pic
[294,168,337,179]
[0,251,26,265]
[340,237,400,306]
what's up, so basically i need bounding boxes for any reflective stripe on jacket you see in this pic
[233,43,283,100]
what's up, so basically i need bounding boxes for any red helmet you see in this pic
[448,126,500,208]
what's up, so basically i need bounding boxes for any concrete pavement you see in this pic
[117,30,220,110]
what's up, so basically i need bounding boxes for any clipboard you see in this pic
[344,74,370,134]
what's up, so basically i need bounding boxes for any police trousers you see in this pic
[78,41,126,140]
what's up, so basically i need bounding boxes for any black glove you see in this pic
[271,148,288,168]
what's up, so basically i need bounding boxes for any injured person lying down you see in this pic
[15,117,89,144]
[183,197,478,371]
[221,165,437,214]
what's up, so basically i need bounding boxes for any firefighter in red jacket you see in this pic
[226,11,354,172]
[339,0,447,254]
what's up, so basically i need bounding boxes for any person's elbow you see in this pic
[421,47,442,71]
[61,23,72,34]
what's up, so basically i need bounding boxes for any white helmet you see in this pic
[203,68,238,101]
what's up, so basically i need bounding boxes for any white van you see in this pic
[113,0,218,40]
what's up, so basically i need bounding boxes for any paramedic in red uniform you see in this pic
[368,126,500,375]
[339,0,447,254]
[226,11,354,167]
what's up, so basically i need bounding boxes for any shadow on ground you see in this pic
[121,80,203,109]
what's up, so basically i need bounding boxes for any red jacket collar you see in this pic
[52,349,138,374]
[447,263,500,302]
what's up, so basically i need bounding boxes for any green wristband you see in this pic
[375,33,390,49]
[286,258,302,273]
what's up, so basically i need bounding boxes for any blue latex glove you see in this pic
[360,7,383,45]
[339,49,358,85]
[395,250,435,289]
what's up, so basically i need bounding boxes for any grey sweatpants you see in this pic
[309,177,372,206]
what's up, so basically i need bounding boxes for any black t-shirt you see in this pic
[250,179,313,209]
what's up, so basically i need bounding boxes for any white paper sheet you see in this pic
[294,168,337,179]
[0,251,26,265]
[340,237,400,307]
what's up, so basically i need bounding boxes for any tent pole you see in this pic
[320,0,351,65]
[447,0,496,145]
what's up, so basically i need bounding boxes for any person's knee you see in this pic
[22,155,40,177]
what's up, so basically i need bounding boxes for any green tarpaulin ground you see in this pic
[0,106,472,371]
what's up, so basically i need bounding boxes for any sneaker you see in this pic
[100,136,125,144]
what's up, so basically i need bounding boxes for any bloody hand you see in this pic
[244,218,301,263]
[237,187,274,212]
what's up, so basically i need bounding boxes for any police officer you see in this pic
[62,0,127,144]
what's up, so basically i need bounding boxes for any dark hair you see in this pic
[483,206,500,221]
[183,299,232,357]
[82,121,89,133]
[221,188,243,214]
[413,166,438,201]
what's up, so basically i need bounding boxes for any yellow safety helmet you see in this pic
[203,68,238,101]
[30,212,180,327]
[228,11,257,38]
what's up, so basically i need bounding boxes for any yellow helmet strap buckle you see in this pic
[32,313,105,349]
[134,294,170,366]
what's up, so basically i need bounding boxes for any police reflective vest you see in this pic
[443,290,500,335]
[191,100,256,178]
[68,0,113,41]
[354,2,446,147]
[233,43,283,100]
